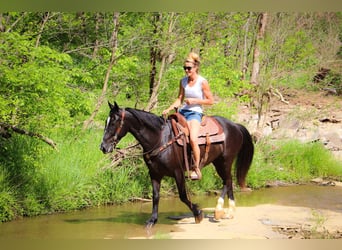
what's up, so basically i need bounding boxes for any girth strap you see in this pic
[145,131,184,160]
[144,131,191,178]
[201,133,211,165]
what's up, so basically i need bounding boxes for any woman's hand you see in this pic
[185,98,197,105]
[162,108,171,116]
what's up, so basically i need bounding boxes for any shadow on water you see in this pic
[64,211,152,225]
[235,184,342,213]
[64,211,183,226]
[0,185,341,239]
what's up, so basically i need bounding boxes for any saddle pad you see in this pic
[175,116,225,146]
[199,116,222,137]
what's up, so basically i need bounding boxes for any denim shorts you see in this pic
[179,109,203,122]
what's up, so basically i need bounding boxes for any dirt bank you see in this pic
[168,204,342,239]
[236,88,342,160]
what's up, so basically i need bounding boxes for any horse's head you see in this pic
[100,101,127,154]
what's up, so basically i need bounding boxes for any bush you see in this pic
[247,139,342,188]
[0,190,20,222]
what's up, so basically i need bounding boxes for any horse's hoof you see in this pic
[194,210,203,224]
[214,209,225,221]
[145,222,154,229]
[145,218,157,229]
[240,187,252,192]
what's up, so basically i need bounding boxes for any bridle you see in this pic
[112,108,125,146]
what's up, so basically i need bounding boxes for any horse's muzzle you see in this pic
[100,142,114,154]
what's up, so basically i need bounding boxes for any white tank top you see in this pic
[181,75,205,113]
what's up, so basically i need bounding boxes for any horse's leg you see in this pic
[146,177,161,228]
[213,159,236,220]
[225,166,236,219]
[174,170,203,223]
[214,185,227,220]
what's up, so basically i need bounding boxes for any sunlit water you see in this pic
[0,185,341,239]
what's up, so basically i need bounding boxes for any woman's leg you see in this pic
[188,119,202,180]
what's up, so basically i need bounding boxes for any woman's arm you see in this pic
[162,80,184,115]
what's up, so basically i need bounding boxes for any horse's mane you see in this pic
[126,108,165,131]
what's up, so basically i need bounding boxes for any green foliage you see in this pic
[187,166,222,194]
[0,127,151,222]
[278,31,317,70]
[0,134,45,221]
[0,32,90,131]
[111,54,150,104]
[0,190,19,222]
[247,139,342,188]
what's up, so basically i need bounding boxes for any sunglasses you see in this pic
[183,66,192,71]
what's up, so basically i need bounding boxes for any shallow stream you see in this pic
[0,185,341,239]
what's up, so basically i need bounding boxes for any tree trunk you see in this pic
[149,13,161,98]
[241,12,252,80]
[146,55,167,111]
[0,13,4,32]
[83,12,120,129]
[250,12,268,85]
[92,12,101,59]
[249,13,268,130]
[5,12,27,33]
[35,12,50,48]
[146,12,176,111]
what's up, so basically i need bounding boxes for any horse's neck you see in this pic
[127,112,165,152]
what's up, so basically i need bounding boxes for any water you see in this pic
[0,185,341,239]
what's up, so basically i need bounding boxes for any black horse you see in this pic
[100,102,254,227]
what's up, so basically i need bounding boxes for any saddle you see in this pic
[168,112,225,175]
[168,112,225,146]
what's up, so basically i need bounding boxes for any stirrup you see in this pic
[190,167,202,180]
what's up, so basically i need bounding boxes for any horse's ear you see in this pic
[108,101,119,111]
[108,101,114,110]
[114,102,119,110]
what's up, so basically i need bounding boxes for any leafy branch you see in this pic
[0,122,57,150]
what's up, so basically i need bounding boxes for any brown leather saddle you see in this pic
[168,112,225,146]
[145,113,225,176]
[168,112,225,175]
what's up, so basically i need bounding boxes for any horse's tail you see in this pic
[235,124,254,189]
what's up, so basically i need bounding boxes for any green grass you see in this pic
[247,139,342,188]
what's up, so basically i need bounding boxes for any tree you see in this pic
[83,12,120,129]
[146,12,177,111]
[250,12,268,86]
[35,12,50,48]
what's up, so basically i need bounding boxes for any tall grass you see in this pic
[247,139,342,188]
[0,127,150,222]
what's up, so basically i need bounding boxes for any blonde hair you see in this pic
[185,52,200,67]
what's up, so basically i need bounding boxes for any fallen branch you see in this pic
[270,87,289,104]
[0,122,57,150]
[129,197,152,202]
[101,142,142,170]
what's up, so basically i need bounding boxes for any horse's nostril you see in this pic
[100,143,106,153]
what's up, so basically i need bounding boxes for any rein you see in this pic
[145,130,185,160]
[113,108,125,145]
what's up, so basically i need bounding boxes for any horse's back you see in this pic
[210,115,241,132]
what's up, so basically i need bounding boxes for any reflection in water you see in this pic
[0,185,341,239]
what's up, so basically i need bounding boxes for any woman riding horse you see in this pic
[163,52,214,180]
[100,101,254,228]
